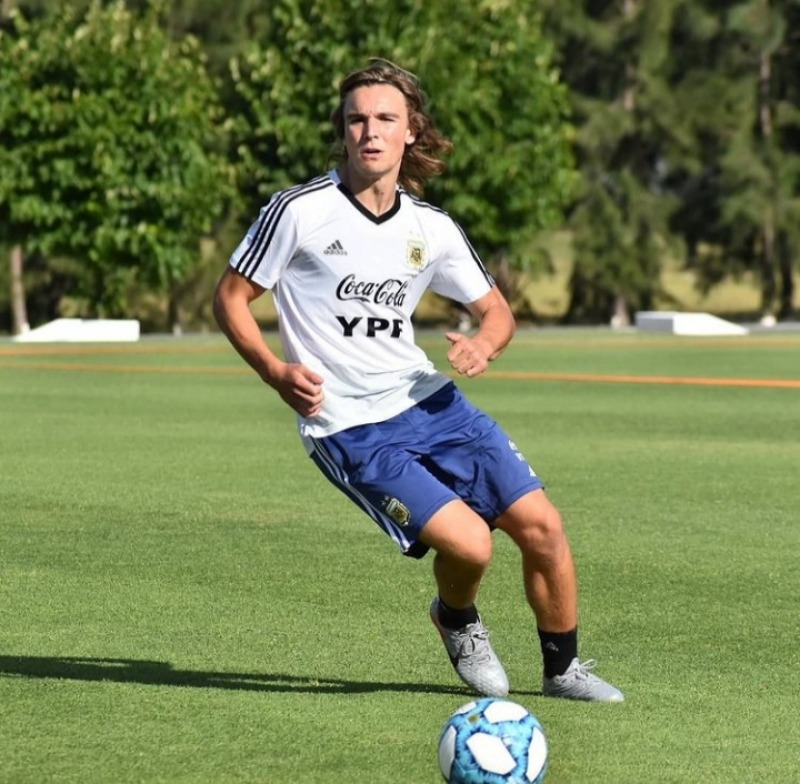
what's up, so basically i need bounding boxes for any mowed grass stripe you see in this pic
[1,359,798,388]
[0,342,232,358]
[0,360,249,375]
[481,370,800,389]
[2,332,800,358]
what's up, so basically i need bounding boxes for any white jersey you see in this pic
[229,169,494,442]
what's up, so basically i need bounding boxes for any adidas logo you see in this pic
[323,239,347,256]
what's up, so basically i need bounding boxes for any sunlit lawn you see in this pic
[1,330,799,783]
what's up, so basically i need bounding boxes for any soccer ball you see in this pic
[438,698,548,784]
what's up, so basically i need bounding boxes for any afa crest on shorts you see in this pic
[384,497,411,527]
[406,239,427,272]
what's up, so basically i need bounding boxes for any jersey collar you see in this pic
[329,169,402,225]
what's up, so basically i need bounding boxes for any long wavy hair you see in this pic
[330,59,453,196]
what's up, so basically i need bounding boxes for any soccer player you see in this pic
[213,59,623,702]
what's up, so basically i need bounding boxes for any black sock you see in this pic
[538,628,578,678]
[437,598,479,630]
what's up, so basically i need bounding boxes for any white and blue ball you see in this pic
[438,698,548,784]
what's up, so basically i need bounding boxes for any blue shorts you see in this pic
[308,383,544,558]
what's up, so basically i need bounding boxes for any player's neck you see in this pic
[338,167,399,217]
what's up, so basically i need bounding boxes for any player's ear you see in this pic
[405,128,416,146]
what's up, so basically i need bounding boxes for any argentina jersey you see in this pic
[228,169,495,441]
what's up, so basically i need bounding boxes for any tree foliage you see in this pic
[667,0,800,318]
[543,0,800,322]
[541,0,687,323]
[0,1,233,317]
[3,0,799,328]
[229,0,576,273]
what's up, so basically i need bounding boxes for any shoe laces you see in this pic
[453,623,493,663]
[573,659,598,679]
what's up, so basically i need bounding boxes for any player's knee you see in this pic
[459,527,493,572]
[432,523,493,573]
[523,507,564,556]
[422,501,493,570]
[501,497,565,558]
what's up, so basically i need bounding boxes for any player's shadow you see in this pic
[1,655,534,696]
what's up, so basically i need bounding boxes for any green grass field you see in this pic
[1,329,799,783]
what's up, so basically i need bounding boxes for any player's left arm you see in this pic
[445,285,515,378]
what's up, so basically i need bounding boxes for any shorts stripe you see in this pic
[309,437,413,553]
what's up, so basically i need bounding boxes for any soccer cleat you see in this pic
[429,598,510,698]
[542,657,624,702]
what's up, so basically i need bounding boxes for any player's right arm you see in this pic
[213,268,325,418]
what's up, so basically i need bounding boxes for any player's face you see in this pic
[342,83,416,188]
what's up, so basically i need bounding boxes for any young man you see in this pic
[213,59,623,702]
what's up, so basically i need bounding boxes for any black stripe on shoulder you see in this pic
[405,190,448,216]
[235,175,334,278]
[404,191,494,287]
[451,220,495,287]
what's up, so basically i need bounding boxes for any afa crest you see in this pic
[406,239,427,272]
[384,497,411,527]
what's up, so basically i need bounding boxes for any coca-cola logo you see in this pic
[335,274,408,307]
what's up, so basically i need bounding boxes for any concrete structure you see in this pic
[635,311,749,337]
[12,318,141,343]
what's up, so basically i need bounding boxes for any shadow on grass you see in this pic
[0,655,543,696]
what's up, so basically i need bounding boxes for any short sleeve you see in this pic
[228,195,300,290]
[428,218,495,304]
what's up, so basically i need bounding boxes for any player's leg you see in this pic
[421,387,623,703]
[493,489,577,632]
[308,417,508,697]
[418,498,492,611]
[419,499,509,697]
[494,490,624,702]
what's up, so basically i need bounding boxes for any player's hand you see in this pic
[269,363,325,417]
[445,331,491,378]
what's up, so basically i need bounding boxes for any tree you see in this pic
[546,0,800,324]
[668,0,800,320]
[14,0,278,77]
[541,0,687,324]
[0,1,234,325]
[228,0,575,310]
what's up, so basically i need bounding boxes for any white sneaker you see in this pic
[542,658,624,702]
[429,598,509,698]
